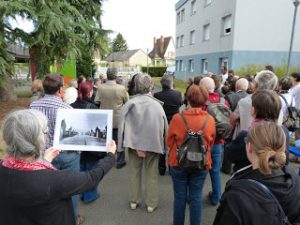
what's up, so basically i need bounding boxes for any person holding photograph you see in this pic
[71,82,106,203]
[0,109,116,225]
[29,73,82,223]
[118,73,168,213]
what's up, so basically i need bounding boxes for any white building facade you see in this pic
[175,0,300,79]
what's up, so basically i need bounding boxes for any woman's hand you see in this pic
[44,147,61,162]
[107,140,116,155]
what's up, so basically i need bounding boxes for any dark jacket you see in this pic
[0,154,115,225]
[225,90,248,111]
[227,126,290,172]
[71,97,107,162]
[213,166,300,225]
[154,89,182,123]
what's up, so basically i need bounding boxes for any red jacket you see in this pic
[167,108,216,169]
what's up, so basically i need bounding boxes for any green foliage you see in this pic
[235,64,300,78]
[141,66,167,77]
[1,0,110,78]
[112,33,128,52]
[76,50,97,77]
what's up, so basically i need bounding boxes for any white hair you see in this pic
[2,109,48,159]
[134,73,153,94]
[236,78,249,91]
[200,77,215,93]
[254,70,278,91]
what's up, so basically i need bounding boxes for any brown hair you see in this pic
[247,122,286,175]
[211,74,221,90]
[187,85,208,107]
[251,90,281,121]
[43,74,64,95]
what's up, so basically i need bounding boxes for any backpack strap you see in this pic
[246,179,291,225]
[278,93,289,108]
[179,113,210,132]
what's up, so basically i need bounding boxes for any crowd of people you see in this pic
[1,65,300,225]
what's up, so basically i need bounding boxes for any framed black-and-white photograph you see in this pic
[53,109,113,152]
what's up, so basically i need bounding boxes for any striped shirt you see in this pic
[30,95,72,147]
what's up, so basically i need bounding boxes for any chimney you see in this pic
[160,35,164,56]
[153,37,156,50]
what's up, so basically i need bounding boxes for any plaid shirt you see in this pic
[30,95,72,148]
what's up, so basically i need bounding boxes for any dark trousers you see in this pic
[113,128,125,165]
[221,142,232,174]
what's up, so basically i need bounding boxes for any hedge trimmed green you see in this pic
[141,66,167,77]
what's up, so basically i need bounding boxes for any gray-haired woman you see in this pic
[0,109,116,225]
[118,73,168,213]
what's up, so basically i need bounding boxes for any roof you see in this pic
[149,36,172,60]
[7,43,29,59]
[106,49,140,62]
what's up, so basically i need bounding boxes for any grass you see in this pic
[152,77,188,94]
[16,86,31,98]
[0,133,5,160]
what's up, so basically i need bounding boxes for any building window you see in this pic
[179,60,183,72]
[176,12,180,24]
[202,59,208,74]
[181,9,185,23]
[189,59,194,72]
[205,0,212,6]
[180,35,184,47]
[191,0,196,15]
[203,24,210,41]
[220,57,229,68]
[190,30,195,45]
[176,36,180,48]
[176,60,179,71]
[223,15,232,35]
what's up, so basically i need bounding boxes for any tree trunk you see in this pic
[0,75,17,101]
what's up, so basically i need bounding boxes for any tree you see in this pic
[112,33,128,52]
[0,0,110,78]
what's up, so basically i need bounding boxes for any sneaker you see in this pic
[208,191,218,206]
[77,214,85,225]
[130,202,137,210]
[147,206,156,213]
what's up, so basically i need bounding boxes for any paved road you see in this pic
[78,155,231,225]
[78,158,300,225]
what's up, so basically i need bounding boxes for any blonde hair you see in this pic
[31,79,43,93]
[247,122,286,175]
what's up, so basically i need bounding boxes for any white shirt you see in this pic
[234,94,253,131]
[290,84,300,110]
[222,73,228,84]
[278,92,295,125]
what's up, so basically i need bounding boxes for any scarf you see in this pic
[2,156,57,171]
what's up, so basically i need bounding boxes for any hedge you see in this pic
[141,66,167,77]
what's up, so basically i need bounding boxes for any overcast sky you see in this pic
[102,0,176,52]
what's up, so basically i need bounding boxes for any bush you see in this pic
[235,64,300,78]
[141,66,167,77]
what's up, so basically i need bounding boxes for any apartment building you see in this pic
[175,0,300,79]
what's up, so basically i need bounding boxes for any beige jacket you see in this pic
[95,80,129,128]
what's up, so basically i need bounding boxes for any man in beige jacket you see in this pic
[95,68,129,168]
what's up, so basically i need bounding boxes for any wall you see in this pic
[129,50,152,66]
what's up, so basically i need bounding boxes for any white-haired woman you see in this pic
[118,73,168,213]
[0,109,116,225]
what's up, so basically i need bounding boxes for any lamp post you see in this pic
[286,0,300,77]
[146,48,149,74]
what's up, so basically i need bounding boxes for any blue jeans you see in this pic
[209,144,222,204]
[170,167,208,225]
[80,160,100,203]
[52,151,80,220]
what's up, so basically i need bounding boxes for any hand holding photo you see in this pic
[53,109,113,152]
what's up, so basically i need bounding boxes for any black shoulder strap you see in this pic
[278,94,289,108]
[179,113,210,131]
[246,179,291,224]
